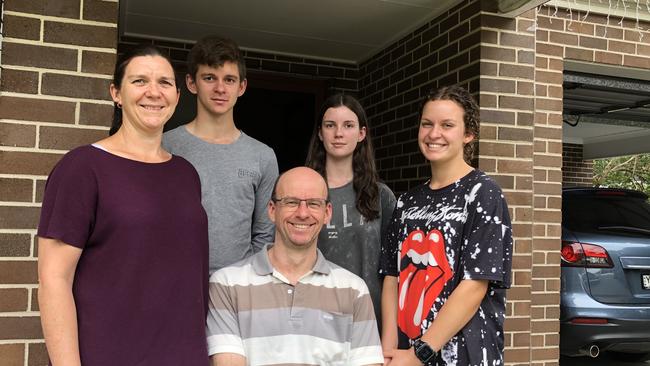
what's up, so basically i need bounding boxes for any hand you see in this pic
[382,348,422,366]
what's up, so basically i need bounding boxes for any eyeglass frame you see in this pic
[271,196,330,211]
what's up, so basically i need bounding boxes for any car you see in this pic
[560,187,650,361]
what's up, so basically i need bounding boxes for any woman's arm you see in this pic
[386,279,488,366]
[38,237,83,366]
[381,275,398,364]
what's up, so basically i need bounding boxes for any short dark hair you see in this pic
[187,35,246,81]
[110,45,175,135]
[421,86,480,163]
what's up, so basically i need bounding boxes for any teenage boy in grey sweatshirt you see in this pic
[163,35,278,274]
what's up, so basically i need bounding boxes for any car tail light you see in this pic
[561,241,614,268]
[570,317,608,324]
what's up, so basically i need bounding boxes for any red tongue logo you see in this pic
[398,229,453,339]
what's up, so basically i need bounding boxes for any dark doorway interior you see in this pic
[165,72,326,173]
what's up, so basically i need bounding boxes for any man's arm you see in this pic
[381,275,398,364]
[211,353,246,366]
[38,237,83,366]
[251,149,279,251]
[386,279,488,366]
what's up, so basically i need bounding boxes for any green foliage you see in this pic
[593,154,650,196]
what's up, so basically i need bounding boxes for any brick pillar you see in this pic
[477,9,538,365]
[562,143,593,187]
[478,6,562,365]
[0,0,118,364]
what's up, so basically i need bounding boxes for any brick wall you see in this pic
[562,143,593,186]
[118,36,359,95]
[0,0,118,364]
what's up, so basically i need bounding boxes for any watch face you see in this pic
[415,340,436,362]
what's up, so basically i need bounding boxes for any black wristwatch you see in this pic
[413,338,436,365]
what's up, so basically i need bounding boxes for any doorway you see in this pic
[165,72,326,173]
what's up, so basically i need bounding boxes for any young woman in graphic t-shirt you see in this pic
[380,86,513,366]
[306,93,396,339]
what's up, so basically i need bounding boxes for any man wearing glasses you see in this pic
[206,167,383,366]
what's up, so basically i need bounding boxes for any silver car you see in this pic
[561,188,650,361]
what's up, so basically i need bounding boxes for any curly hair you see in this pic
[305,94,380,221]
[421,85,480,163]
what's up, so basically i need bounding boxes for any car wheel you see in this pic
[610,351,650,362]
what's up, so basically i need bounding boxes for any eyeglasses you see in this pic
[272,197,329,211]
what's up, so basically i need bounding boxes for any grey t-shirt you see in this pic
[163,126,278,273]
[318,181,396,325]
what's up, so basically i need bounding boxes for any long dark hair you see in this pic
[306,94,380,221]
[109,45,176,135]
[421,85,480,163]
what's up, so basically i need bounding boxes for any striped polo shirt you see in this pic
[206,244,383,366]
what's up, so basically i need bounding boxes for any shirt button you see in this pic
[288,289,293,294]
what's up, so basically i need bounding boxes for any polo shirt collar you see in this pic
[253,243,331,276]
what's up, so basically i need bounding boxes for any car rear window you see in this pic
[563,195,650,233]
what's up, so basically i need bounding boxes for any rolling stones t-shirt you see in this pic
[379,169,513,366]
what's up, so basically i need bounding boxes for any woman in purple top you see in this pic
[37,45,210,365]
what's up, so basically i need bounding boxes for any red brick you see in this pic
[536,29,548,42]
[537,16,564,31]
[3,14,40,40]
[537,43,564,57]
[0,316,43,340]
[2,42,77,71]
[609,40,636,53]
[39,126,107,150]
[480,78,515,93]
[82,51,117,75]
[83,0,118,23]
[579,35,607,50]
[482,46,516,62]
[497,158,532,173]
[595,25,623,39]
[530,319,559,333]
[499,95,534,110]
[515,175,533,189]
[42,73,111,100]
[0,343,24,366]
[532,347,559,360]
[505,191,533,206]
[499,64,534,80]
[35,179,47,203]
[0,288,29,311]
[504,316,530,331]
[0,96,76,124]
[0,151,63,175]
[0,123,37,148]
[0,177,33,202]
[4,0,80,18]
[479,142,515,157]
[624,55,650,69]
[1,68,39,94]
[29,342,49,366]
[549,31,577,45]
[80,103,113,127]
[536,70,562,84]
[44,21,116,48]
[0,206,41,230]
[481,110,515,125]
[505,347,531,362]
[564,47,594,62]
[31,289,40,311]
[0,233,32,257]
[0,261,38,284]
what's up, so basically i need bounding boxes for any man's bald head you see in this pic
[272,167,328,201]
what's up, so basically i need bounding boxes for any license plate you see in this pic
[643,274,650,290]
